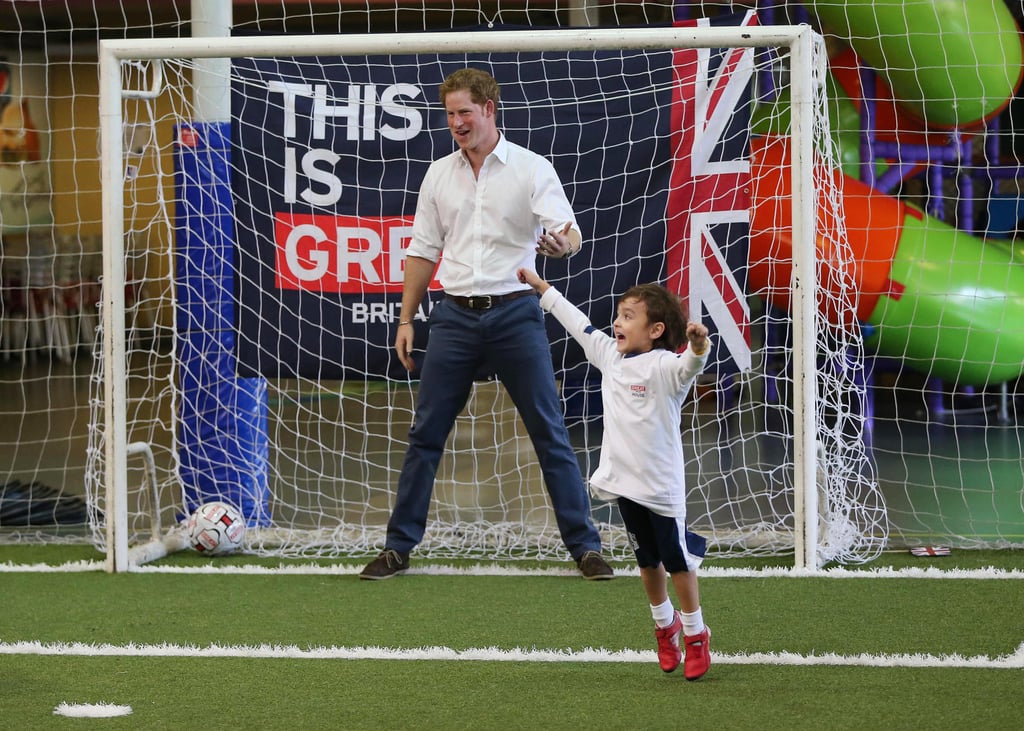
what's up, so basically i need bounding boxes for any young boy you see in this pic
[518,268,712,680]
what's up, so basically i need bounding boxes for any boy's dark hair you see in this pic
[620,283,689,352]
[439,68,500,109]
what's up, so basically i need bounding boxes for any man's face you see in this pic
[444,88,495,153]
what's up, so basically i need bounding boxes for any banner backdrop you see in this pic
[232,16,754,381]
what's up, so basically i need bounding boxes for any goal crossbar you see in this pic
[99,25,816,60]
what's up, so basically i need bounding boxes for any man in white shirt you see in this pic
[360,67,613,581]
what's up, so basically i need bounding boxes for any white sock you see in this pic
[650,599,676,628]
[681,608,705,637]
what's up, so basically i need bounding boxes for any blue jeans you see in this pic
[385,295,602,560]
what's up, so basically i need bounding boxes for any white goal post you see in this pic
[95,24,885,572]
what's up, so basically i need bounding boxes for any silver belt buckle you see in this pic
[470,295,492,310]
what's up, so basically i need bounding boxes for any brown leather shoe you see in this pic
[576,551,615,580]
[359,549,410,580]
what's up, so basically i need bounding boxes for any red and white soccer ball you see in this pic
[187,501,246,556]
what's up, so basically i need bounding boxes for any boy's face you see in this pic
[612,297,662,355]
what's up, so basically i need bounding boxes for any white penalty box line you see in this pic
[2,641,1022,670]
[4,561,1024,580]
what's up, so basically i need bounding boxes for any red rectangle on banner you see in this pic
[274,212,423,293]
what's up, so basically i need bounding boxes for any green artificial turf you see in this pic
[1,546,1022,730]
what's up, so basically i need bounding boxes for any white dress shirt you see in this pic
[539,287,710,518]
[407,133,580,297]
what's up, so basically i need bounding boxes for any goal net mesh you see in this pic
[86,22,888,566]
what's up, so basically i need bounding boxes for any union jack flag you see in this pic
[910,546,951,557]
[665,10,757,373]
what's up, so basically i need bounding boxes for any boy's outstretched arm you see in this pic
[687,322,710,356]
[517,268,615,371]
[517,268,551,294]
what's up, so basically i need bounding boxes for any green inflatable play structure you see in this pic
[754,0,1024,385]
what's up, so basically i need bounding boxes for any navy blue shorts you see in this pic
[616,496,707,573]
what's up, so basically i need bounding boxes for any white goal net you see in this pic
[90,20,887,571]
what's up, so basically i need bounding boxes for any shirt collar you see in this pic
[457,131,509,167]
[492,132,509,163]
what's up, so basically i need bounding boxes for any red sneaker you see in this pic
[683,626,711,681]
[653,611,682,673]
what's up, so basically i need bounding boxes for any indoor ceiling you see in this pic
[0,0,577,52]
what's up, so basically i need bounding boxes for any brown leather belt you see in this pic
[445,290,536,310]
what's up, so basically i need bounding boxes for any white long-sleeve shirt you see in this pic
[406,133,580,297]
[539,287,709,518]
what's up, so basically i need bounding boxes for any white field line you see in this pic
[1,560,1023,580]
[2,640,1022,670]
[53,702,132,718]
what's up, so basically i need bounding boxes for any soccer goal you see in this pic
[92,20,887,572]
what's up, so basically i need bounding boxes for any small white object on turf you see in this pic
[53,702,133,718]
[187,501,246,555]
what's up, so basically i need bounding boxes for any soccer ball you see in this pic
[187,501,246,556]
